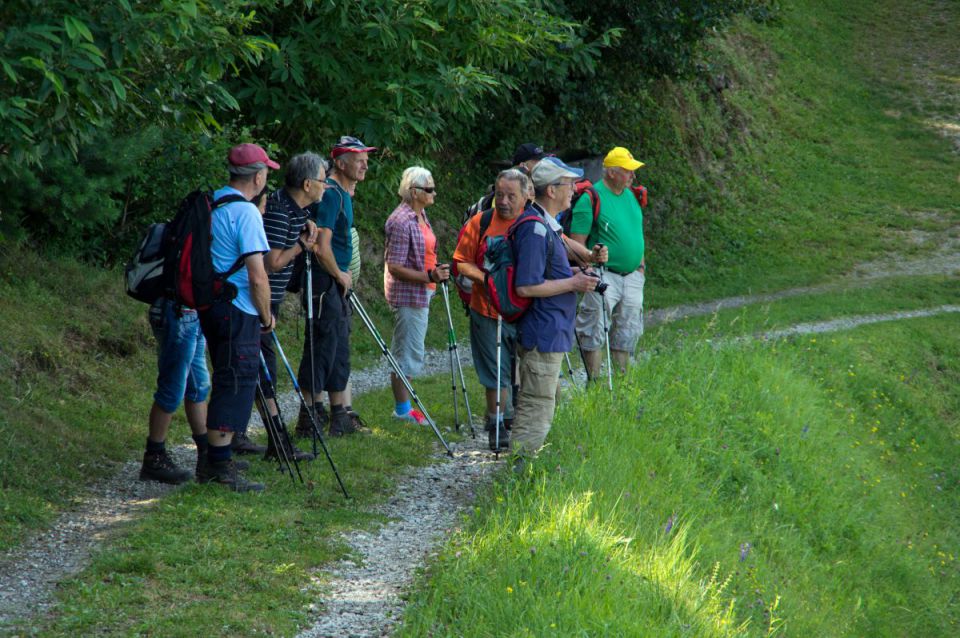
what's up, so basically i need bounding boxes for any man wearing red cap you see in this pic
[196,143,279,492]
[298,136,375,437]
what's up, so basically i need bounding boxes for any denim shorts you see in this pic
[149,299,211,413]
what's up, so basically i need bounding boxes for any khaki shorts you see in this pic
[575,269,644,352]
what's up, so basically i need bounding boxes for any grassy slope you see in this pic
[399,315,960,636]
[397,0,960,635]
[637,0,958,306]
[0,250,156,548]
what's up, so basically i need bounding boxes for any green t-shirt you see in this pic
[569,180,644,273]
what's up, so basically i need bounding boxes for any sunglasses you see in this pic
[414,186,436,194]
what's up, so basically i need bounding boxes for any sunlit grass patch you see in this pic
[400,316,960,636]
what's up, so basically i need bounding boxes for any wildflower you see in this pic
[506,586,514,594]
[664,513,676,534]
[739,542,752,562]
[801,424,810,438]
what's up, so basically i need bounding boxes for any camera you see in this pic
[583,270,608,294]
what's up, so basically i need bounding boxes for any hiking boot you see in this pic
[139,450,191,485]
[503,417,514,431]
[328,409,355,437]
[197,458,265,493]
[348,410,372,434]
[295,403,328,438]
[196,449,247,479]
[231,432,267,455]
[486,420,510,452]
[264,423,315,462]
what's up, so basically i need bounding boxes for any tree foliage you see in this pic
[0,0,275,164]
[234,0,610,151]
[0,0,775,255]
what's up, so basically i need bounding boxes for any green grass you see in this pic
[641,0,960,307]
[648,274,960,344]
[29,373,485,637]
[0,248,157,549]
[398,315,960,636]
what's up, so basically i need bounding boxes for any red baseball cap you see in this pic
[330,135,378,159]
[227,143,280,170]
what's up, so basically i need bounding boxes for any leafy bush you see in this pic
[0,0,274,165]
[0,0,776,258]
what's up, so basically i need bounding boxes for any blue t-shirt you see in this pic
[211,186,269,316]
[310,178,353,272]
[514,206,575,353]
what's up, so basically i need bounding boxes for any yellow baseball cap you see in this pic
[603,147,644,171]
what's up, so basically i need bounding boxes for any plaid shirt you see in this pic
[384,202,433,308]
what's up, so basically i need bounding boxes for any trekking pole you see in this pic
[304,254,319,458]
[259,351,303,484]
[347,290,454,457]
[494,313,502,456]
[253,381,294,481]
[271,331,350,499]
[574,330,590,382]
[440,281,476,438]
[597,265,614,392]
[562,352,580,391]
[443,293,461,430]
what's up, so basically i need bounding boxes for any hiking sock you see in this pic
[331,404,346,416]
[208,443,232,464]
[146,438,165,454]
[192,434,207,450]
[395,400,412,416]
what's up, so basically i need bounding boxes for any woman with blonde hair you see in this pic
[383,166,449,423]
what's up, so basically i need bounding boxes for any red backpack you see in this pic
[557,180,648,237]
[163,191,248,310]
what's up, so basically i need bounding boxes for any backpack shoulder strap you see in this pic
[209,192,254,278]
[587,187,601,222]
[212,193,247,208]
[478,208,494,238]
[508,212,556,279]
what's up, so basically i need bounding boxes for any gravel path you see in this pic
[0,243,957,634]
[296,434,495,638]
[647,225,960,328]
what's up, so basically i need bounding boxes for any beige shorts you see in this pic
[575,269,644,352]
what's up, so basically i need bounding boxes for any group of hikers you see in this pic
[137,138,647,492]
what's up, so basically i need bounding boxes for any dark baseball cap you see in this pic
[512,143,546,166]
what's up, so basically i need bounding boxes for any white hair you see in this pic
[398,166,433,201]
